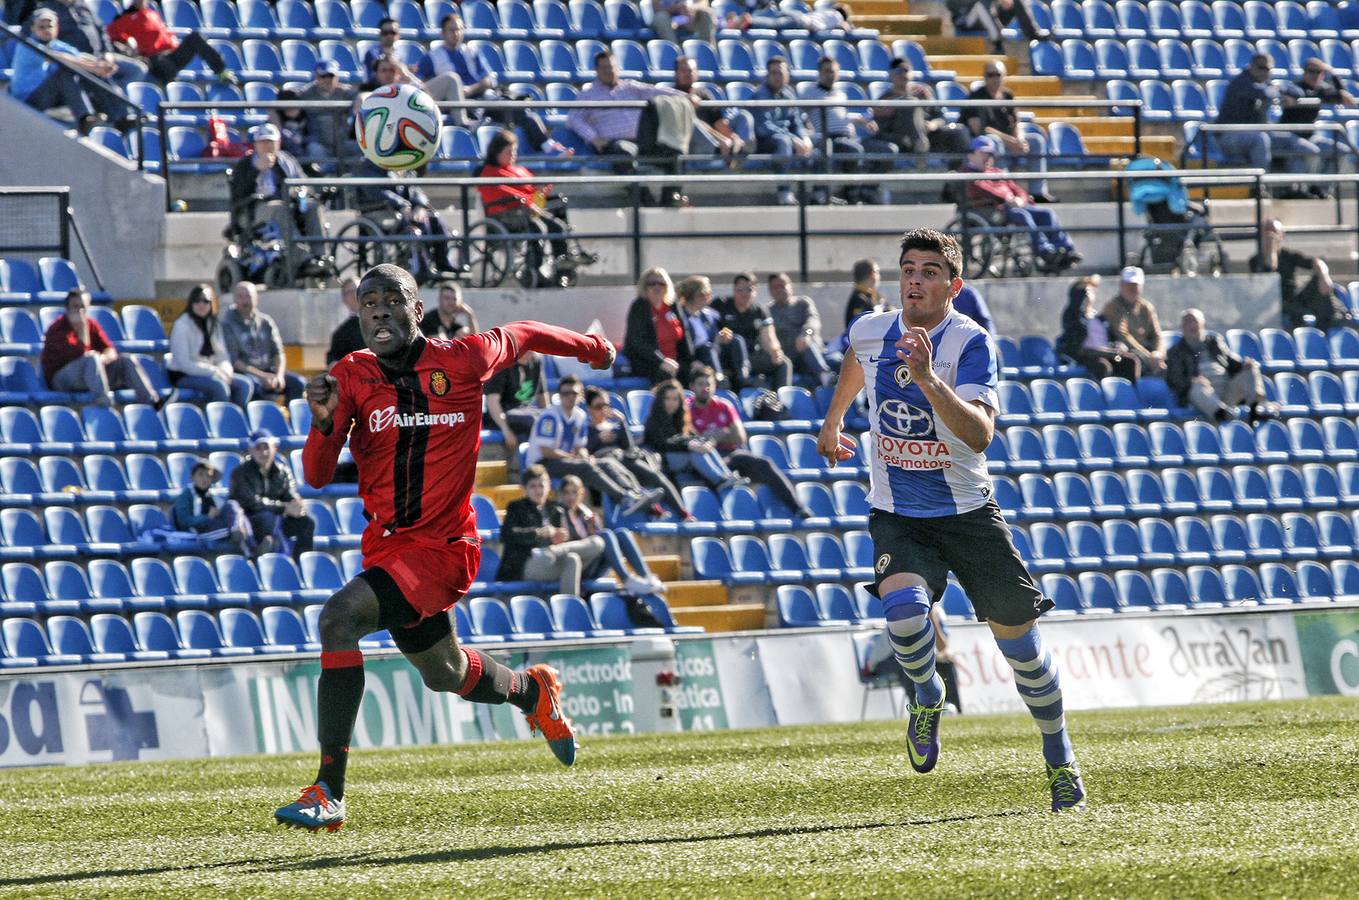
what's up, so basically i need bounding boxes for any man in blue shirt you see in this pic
[39,0,144,88]
[752,57,813,206]
[10,9,134,132]
[1217,53,1319,195]
[803,55,897,205]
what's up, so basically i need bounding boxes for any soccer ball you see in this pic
[355,83,443,171]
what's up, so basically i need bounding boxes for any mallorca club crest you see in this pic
[429,369,449,396]
[893,364,912,388]
[876,553,892,574]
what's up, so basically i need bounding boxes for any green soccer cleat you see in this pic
[1047,762,1088,812]
[905,687,947,774]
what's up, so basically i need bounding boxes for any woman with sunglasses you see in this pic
[642,379,745,493]
[167,284,253,407]
[623,267,694,385]
[583,386,691,520]
[556,475,668,609]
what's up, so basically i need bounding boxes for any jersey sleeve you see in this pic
[444,328,520,384]
[954,332,1000,410]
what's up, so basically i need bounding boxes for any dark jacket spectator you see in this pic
[624,267,694,384]
[229,431,314,558]
[1056,276,1140,381]
[1166,332,1243,405]
[1249,219,1352,330]
[496,494,565,581]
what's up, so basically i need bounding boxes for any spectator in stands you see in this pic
[362,17,399,80]
[767,272,831,386]
[1102,266,1166,376]
[171,459,253,554]
[569,50,693,206]
[106,0,235,87]
[1056,274,1140,380]
[1279,58,1356,187]
[167,284,253,407]
[963,61,1052,202]
[873,59,971,168]
[1217,54,1320,198]
[524,374,662,516]
[1250,218,1353,331]
[227,123,327,272]
[677,274,747,389]
[804,56,896,205]
[950,0,1048,54]
[299,60,357,170]
[220,281,304,403]
[419,283,479,341]
[961,135,1080,273]
[844,257,882,327]
[483,346,548,472]
[584,385,690,520]
[40,287,161,407]
[269,89,308,160]
[674,55,744,157]
[715,271,792,389]
[751,57,813,206]
[353,158,462,282]
[651,0,716,46]
[478,129,594,279]
[10,9,137,134]
[230,429,314,559]
[497,464,593,597]
[557,475,668,606]
[357,50,417,96]
[624,266,693,385]
[643,378,746,492]
[953,283,996,334]
[689,366,812,518]
[729,1,854,33]
[326,277,363,365]
[1167,308,1273,424]
[39,0,145,89]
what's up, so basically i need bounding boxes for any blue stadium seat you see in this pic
[1140,518,1183,567]
[1138,79,1173,122]
[591,592,665,635]
[1296,560,1335,603]
[1172,518,1215,566]
[1078,572,1123,612]
[1308,372,1348,416]
[550,593,625,637]
[1075,424,1117,470]
[173,556,236,608]
[1209,515,1252,564]
[222,607,291,653]
[1184,565,1226,608]
[1302,464,1342,510]
[3,617,83,665]
[177,609,252,656]
[134,610,210,659]
[1083,0,1119,37]
[1227,465,1270,512]
[1050,0,1084,38]
[832,481,870,520]
[1115,0,1149,36]
[88,612,164,661]
[815,584,859,623]
[736,534,798,582]
[1032,522,1082,572]
[1112,422,1153,466]
[1052,473,1095,519]
[777,585,834,627]
[1041,574,1086,614]
[1222,564,1265,606]
[466,597,512,640]
[1265,464,1307,511]
[511,595,583,639]
[1018,473,1060,519]
[1151,568,1193,610]
[262,606,315,652]
[1245,513,1289,563]
[88,558,145,611]
[1115,570,1162,610]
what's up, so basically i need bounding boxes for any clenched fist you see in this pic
[307,373,339,432]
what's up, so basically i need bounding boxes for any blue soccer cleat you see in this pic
[524,663,577,766]
[905,687,947,773]
[1047,761,1088,812]
[275,781,345,832]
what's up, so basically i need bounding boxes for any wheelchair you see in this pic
[943,205,1055,279]
[467,195,599,289]
[216,185,337,293]
[332,203,478,286]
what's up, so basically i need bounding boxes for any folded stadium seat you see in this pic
[1225,328,1265,367]
[1345,370,1359,412]
[550,593,627,638]
[1145,421,1192,467]
[305,501,346,552]
[1177,420,1223,466]
[1037,573,1083,615]
[535,0,574,37]
[1272,371,1309,416]
[43,508,104,558]
[1145,568,1191,610]
[1049,0,1083,38]
[1249,419,1292,465]
[1301,464,1342,511]
[1185,468,1235,517]
[1070,518,1128,567]
[1212,420,1255,465]
[1171,517,1215,566]
[1306,372,1347,417]
[1290,327,1330,371]
[1321,418,1359,464]
[161,0,216,37]
[464,597,521,640]
[80,407,136,452]
[692,536,749,584]
[87,613,165,662]
[1083,0,1119,37]
[0,308,42,356]
[175,609,253,657]
[815,584,859,624]
[1063,379,1119,424]
[1114,570,1163,611]
[808,531,863,580]
[985,431,1015,475]
[590,592,666,635]
[1207,514,1254,564]
[0,457,58,507]
[995,382,1037,428]
[389,0,434,38]
[262,606,315,652]
[0,258,49,304]
[1074,424,1118,470]
[222,607,293,654]
[1322,37,1355,77]
[164,402,226,451]
[1219,564,1266,606]
[36,257,110,305]
[1026,379,1077,423]
[1136,80,1173,123]
[1031,522,1087,572]
[1242,0,1278,40]
[1286,418,1327,464]
[1226,466,1270,513]
[794,483,837,530]
[1020,473,1064,519]
[1332,559,1359,602]
[604,0,650,39]
[1264,464,1308,512]
[1159,467,1211,514]
[991,475,1025,522]
[1077,571,1124,612]
[219,554,294,607]
[761,535,809,584]
[1033,428,1084,477]
[1110,422,1153,467]
[1178,565,1227,609]
[785,433,837,481]
[716,484,765,531]
[1276,511,1322,562]
[1244,513,1290,564]
[3,617,83,666]
[1209,0,1247,39]
[831,481,869,524]
[1293,560,1334,604]
[259,552,323,603]
[787,39,822,80]
[511,595,584,639]
[130,610,206,659]
[174,556,242,609]
[733,534,800,582]
[125,556,190,611]
[776,585,832,627]
[40,406,88,453]
[0,408,49,456]
[1009,525,1045,573]
[1114,0,1149,36]
[821,39,861,81]
[1103,79,1140,119]
[86,558,146,613]
[293,553,343,598]
[856,39,891,82]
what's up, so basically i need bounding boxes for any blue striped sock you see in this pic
[995,628,1073,768]
[883,587,944,708]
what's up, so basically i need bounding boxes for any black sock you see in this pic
[457,647,539,712]
[315,650,365,801]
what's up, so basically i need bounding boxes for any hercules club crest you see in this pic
[894,365,912,388]
[429,369,449,396]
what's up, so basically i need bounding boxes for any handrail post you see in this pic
[631,183,642,283]
[1133,104,1142,157]
[1114,174,1126,266]
[1254,173,1264,263]
[797,177,809,283]
[159,105,171,212]
[58,189,71,262]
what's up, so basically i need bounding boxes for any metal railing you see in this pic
[0,187,105,290]
[265,165,1337,285]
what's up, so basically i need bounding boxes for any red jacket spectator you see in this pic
[41,314,113,384]
[477,162,550,217]
[106,6,176,56]
[961,159,1030,209]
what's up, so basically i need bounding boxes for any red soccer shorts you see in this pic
[362,534,481,621]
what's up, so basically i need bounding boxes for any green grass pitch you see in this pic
[3,697,1358,898]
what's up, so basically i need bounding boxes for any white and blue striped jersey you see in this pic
[848,308,1000,517]
[523,403,588,467]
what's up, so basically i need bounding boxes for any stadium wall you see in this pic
[3,606,1357,768]
[0,98,167,299]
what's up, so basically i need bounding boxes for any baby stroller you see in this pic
[1127,157,1227,276]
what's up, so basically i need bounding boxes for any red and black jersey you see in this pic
[303,323,610,554]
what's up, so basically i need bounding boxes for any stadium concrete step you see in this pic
[860,14,943,34]
[672,603,767,632]
[1002,76,1066,96]
[665,580,730,607]
[1033,117,1137,137]
[483,484,523,509]
[474,460,508,488]
[645,555,682,582]
[916,54,1017,77]
[1085,135,1177,162]
[285,344,329,377]
[916,35,990,55]
[856,0,914,14]
[1028,98,1104,118]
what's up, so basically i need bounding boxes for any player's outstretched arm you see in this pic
[301,372,350,489]
[816,352,866,466]
[501,321,615,370]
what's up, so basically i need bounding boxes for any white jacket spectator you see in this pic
[167,284,254,407]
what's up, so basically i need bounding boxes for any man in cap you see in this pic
[10,8,137,133]
[172,458,254,553]
[299,58,357,170]
[227,122,327,270]
[229,428,314,559]
[1102,266,1166,376]
[107,0,237,86]
[960,135,1080,273]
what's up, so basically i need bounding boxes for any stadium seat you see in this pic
[1040,573,1086,614]
[1115,570,1163,610]
[550,593,626,637]
[134,610,210,659]
[591,592,665,635]
[1077,572,1123,612]
[467,597,517,640]
[262,606,315,652]
[777,585,835,627]
[3,617,83,666]
[511,595,585,639]
[1151,568,1194,610]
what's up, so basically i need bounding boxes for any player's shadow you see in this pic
[273,809,1030,872]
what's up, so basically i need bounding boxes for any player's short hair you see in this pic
[689,364,716,386]
[522,464,549,485]
[818,55,836,69]
[733,270,755,286]
[583,385,607,407]
[559,374,583,391]
[594,49,614,66]
[358,264,419,302]
[898,228,962,281]
[889,56,909,72]
[851,257,879,283]
[440,12,461,28]
[766,56,788,70]
[378,16,396,29]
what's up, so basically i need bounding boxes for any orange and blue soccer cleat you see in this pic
[275,782,345,832]
[524,664,577,766]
